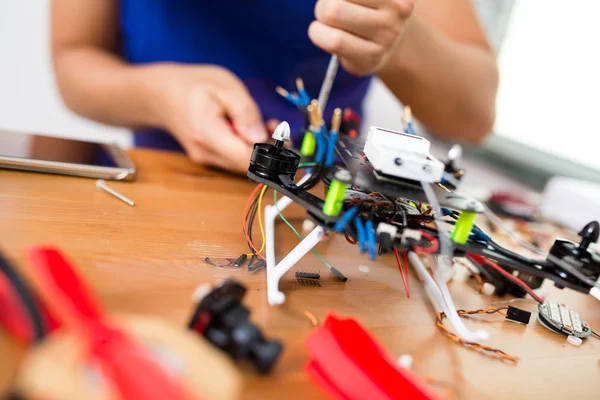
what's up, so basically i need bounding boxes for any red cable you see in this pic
[393,248,410,299]
[403,250,410,298]
[413,231,439,254]
[466,253,545,303]
[242,184,266,260]
[345,234,357,245]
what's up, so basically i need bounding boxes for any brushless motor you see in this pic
[249,121,300,180]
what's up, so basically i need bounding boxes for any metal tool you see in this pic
[317,55,339,114]
[96,179,135,206]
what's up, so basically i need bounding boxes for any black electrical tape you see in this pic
[0,252,46,342]
[329,266,348,282]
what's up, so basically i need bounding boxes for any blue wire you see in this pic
[444,209,491,242]
[407,121,416,135]
[354,216,366,253]
[325,131,338,166]
[314,126,327,164]
[333,207,358,232]
[365,220,377,260]
[285,93,302,107]
[298,89,311,108]
[441,208,455,217]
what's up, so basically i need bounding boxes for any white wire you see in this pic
[416,182,488,341]
[409,252,488,342]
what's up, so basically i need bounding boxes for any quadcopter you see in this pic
[244,77,600,343]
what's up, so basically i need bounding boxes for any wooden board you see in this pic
[0,149,598,400]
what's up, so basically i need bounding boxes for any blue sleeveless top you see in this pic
[120,0,372,150]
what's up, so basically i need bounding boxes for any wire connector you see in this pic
[505,306,531,325]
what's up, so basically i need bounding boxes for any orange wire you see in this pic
[304,311,318,327]
[436,307,519,362]
[423,376,456,400]
[242,184,266,260]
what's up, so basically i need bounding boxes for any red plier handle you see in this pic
[305,313,442,400]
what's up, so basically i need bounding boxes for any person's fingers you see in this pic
[345,0,415,15]
[178,86,254,172]
[315,0,394,42]
[308,21,386,75]
[212,75,268,144]
[198,113,255,172]
[266,118,280,135]
[178,138,221,166]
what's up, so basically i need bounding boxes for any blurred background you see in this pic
[1,0,599,188]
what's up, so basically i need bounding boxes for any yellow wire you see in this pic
[257,185,268,253]
[246,185,268,256]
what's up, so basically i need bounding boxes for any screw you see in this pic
[96,180,135,206]
[394,158,403,166]
[334,169,352,182]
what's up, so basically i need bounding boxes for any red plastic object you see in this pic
[305,314,442,400]
[0,268,59,342]
[27,247,198,400]
[0,273,36,341]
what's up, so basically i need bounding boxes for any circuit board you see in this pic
[335,135,483,212]
[538,301,592,338]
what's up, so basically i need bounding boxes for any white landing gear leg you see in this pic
[264,175,325,305]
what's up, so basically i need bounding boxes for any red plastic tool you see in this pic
[305,313,442,400]
[0,259,59,342]
[0,274,38,341]
[27,247,198,400]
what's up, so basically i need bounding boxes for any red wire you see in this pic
[345,234,357,245]
[413,231,439,254]
[394,248,410,299]
[242,184,266,260]
[466,253,545,303]
[403,249,410,292]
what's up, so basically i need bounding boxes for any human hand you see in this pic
[144,64,267,173]
[309,0,416,76]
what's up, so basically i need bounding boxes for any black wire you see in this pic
[380,193,400,225]
[246,193,260,255]
[289,164,327,192]
[488,240,538,266]
[0,252,46,342]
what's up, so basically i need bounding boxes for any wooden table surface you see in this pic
[0,149,598,399]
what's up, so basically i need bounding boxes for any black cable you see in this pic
[488,240,538,266]
[245,193,260,255]
[0,252,46,342]
[289,164,326,192]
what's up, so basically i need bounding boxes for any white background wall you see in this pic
[0,0,130,155]
[494,0,600,170]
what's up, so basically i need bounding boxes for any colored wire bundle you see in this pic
[436,307,519,362]
[242,184,269,260]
